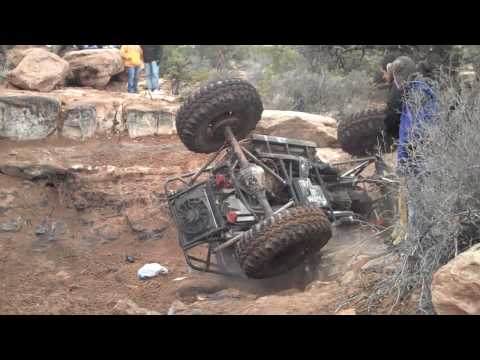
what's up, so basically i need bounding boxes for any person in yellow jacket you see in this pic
[120,45,143,93]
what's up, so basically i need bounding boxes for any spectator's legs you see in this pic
[134,66,140,93]
[145,62,153,91]
[151,61,160,91]
[127,67,135,93]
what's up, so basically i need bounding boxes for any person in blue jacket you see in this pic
[390,56,437,173]
[385,56,438,244]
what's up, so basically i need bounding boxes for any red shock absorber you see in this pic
[226,211,238,224]
[216,174,233,189]
[215,174,226,188]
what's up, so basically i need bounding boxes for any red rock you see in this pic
[432,244,480,315]
[6,46,49,67]
[63,49,124,89]
[7,49,70,92]
[257,110,339,148]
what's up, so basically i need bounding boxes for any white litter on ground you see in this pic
[137,263,169,280]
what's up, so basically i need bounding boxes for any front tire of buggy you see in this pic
[235,207,332,279]
[175,78,264,154]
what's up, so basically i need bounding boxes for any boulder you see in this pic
[257,110,339,148]
[432,244,480,315]
[6,46,49,67]
[62,102,97,140]
[316,148,351,164]
[0,94,61,140]
[123,103,175,138]
[6,49,70,92]
[262,110,337,128]
[63,49,124,89]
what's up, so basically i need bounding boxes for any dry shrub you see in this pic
[369,75,480,314]
[256,67,374,116]
[0,61,9,85]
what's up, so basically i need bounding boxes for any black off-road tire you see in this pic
[349,189,373,218]
[384,85,402,140]
[235,207,332,279]
[337,108,388,156]
[329,189,352,211]
[175,78,263,154]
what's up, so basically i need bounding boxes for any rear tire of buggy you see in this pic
[175,78,264,154]
[329,189,352,211]
[235,207,332,279]
[337,107,389,157]
[349,189,373,218]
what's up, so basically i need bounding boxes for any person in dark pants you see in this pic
[379,53,403,147]
[141,45,163,93]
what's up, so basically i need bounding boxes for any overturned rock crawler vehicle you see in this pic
[166,78,391,279]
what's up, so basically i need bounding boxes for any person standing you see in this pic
[387,56,437,174]
[141,45,163,93]
[385,56,438,245]
[379,53,403,145]
[120,45,144,93]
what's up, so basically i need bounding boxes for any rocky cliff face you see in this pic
[0,94,61,140]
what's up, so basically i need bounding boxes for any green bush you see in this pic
[162,46,193,82]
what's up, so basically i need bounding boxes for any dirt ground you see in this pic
[0,135,413,315]
[0,135,205,314]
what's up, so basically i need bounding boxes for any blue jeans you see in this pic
[144,61,160,91]
[127,66,140,93]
